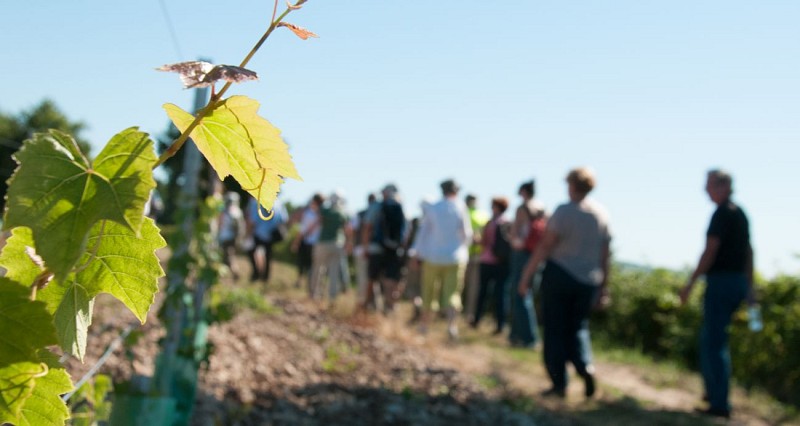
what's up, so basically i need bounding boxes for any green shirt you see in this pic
[468,207,489,255]
[318,206,348,244]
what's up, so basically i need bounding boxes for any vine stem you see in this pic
[62,323,137,402]
[153,2,297,169]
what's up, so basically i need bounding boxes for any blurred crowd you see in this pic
[211,167,753,417]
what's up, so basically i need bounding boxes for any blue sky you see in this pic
[2,1,798,277]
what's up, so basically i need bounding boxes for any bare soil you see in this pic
[69,261,795,426]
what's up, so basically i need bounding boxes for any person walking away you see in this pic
[218,192,245,279]
[292,194,323,293]
[508,180,545,348]
[245,194,288,282]
[471,197,511,334]
[402,216,424,324]
[352,193,378,309]
[679,169,755,419]
[362,184,406,314]
[309,191,353,305]
[413,179,472,340]
[519,167,611,399]
[462,194,489,323]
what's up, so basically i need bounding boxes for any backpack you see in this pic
[379,201,405,252]
[492,221,512,264]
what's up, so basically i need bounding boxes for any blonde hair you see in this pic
[566,167,596,195]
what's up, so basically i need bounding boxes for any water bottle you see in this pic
[748,305,763,332]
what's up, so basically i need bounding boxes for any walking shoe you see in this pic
[447,325,459,342]
[694,407,730,419]
[540,387,566,399]
[582,372,596,398]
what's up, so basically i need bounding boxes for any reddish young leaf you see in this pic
[278,22,319,40]
[156,61,214,88]
[157,61,258,89]
[198,65,259,88]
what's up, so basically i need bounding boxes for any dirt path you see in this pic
[347,296,784,426]
[73,262,794,426]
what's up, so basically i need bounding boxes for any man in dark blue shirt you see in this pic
[680,169,755,419]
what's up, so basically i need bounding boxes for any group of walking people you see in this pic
[217,166,754,419]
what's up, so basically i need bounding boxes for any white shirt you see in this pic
[413,196,472,265]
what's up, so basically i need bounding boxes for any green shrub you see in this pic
[594,267,700,364]
[594,265,800,406]
[209,285,281,322]
[729,275,800,405]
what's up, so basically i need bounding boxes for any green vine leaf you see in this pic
[0,280,61,423]
[17,351,72,426]
[164,95,301,211]
[0,280,58,363]
[0,229,91,360]
[46,284,93,362]
[3,128,157,281]
[72,218,165,322]
[0,227,41,288]
[0,362,45,423]
[0,220,164,360]
[41,219,164,359]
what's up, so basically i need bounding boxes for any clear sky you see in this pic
[3,1,798,277]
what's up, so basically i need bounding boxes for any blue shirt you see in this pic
[247,198,287,241]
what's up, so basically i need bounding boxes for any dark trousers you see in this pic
[541,261,598,390]
[297,240,313,277]
[248,237,273,281]
[701,272,747,412]
[473,262,510,331]
[508,249,538,346]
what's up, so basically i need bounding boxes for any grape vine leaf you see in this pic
[70,218,165,322]
[3,128,157,281]
[14,220,164,360]
[0,221,165,360]
[277,22,319,40]
[0,227,41,288]
[0,279,62,423]
[0,362,46,423]
[158,61,258,89]
[47,283,93,362]
[0,229,90,360]
[0,279,58,363]
[16,351,72,426]
[164,95,301,211]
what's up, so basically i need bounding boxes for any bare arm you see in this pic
[361,221,373,257]
[518,229,558,296]
[461,212,473,246]
[680,236,721,305]
[510,206,527,250]
[745,244,756,305]
[595,239,612,309]
[344,221,354,255]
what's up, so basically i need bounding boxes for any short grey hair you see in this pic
[707,169,733,191]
